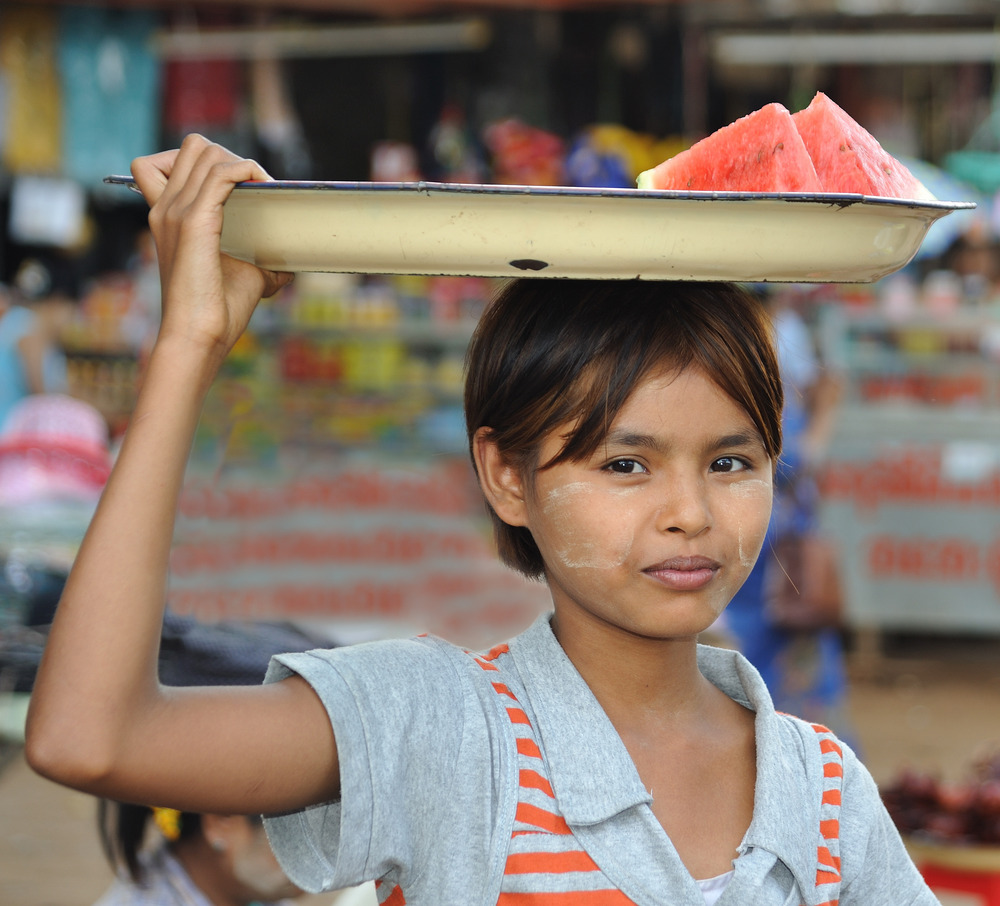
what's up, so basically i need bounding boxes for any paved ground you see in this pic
[2,636,999,906]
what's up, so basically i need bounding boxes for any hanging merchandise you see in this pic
[426,104,485,183]
[0,6,61,174]
[564,124,662,188]
[163,50,241,137]
[564,124,690,190]
[481,118,565,186]
[57,6,161,190]
[250,56,312,180]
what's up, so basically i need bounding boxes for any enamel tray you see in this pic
[106,178,973,283]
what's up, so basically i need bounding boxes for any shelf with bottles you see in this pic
[193,361,467,465]
[63,349,141,433]
[188,273,499,463]
[262,272,495,342]
[237,272,496,400]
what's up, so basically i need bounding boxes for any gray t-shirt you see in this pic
[263,614,938,905]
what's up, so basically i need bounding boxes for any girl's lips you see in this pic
[642,556,720,591]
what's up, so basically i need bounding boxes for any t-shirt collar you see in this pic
[507,613,821,892]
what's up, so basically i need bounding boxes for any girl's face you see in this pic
[229,822,302,902]
[520,366,773,642]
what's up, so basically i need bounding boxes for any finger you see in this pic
[137,135,234,223]
[131,149,180,207]
[131,134,226,208]
[162,144,274,238]
[152,134,230,214]
[183,151,274,215]
[261,269,295,299]
[221,255,294,301]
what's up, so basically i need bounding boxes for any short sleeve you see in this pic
[262,637,500,896]
[838,745,940,905]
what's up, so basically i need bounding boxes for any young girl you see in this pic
[94,801,303,906]
[25,135,938,906]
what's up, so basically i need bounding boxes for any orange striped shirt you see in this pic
[372,646,843,906]
[261,623,916,906]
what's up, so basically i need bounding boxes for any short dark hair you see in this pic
[464,278,783,579]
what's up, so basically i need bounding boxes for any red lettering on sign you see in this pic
[867,535,985,583]
[819,451,1000,512]
[169,530,491,575]
[177,466,478,521]
[987,538,1000,599]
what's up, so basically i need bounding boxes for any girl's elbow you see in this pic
[24,711,116,793]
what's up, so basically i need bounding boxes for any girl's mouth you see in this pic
[642,556,720,591]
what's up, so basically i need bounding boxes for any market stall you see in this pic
[816,288,1000,638]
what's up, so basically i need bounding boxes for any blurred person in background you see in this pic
[722,287,852,740]
[84,603,379,906]
[94,801,304,906]
[0,256,78,427]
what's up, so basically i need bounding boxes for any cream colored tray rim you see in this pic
[105,174,977,211]
[104,176,975,284]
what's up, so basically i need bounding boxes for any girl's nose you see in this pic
[654,478,712,537]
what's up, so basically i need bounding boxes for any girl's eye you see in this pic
[605,458,648,475]
[711,456,750,474]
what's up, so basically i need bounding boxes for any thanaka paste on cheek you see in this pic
[727,478,772,499]
[722,479,771,568]
[544,482,638,570]
[737,524,756,568]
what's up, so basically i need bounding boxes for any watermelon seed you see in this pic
[774,142,784,153]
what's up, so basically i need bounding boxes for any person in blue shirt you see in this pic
[723,288,851,738]
[0,261,75,428]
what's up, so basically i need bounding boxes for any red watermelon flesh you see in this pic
[637,103,822,193]
[792,92,935,200]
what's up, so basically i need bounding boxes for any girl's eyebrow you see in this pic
[710,431,767,452]
[603,429,666,454]
[603,428,765,454]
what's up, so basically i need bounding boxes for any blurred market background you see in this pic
[1,0,1000,904]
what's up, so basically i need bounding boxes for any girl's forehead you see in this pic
[553,366,759,448]
[611,365,735,414]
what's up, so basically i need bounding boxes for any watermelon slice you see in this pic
[637,92,936,200]
[637,103,822,193]
[792,92,935,200]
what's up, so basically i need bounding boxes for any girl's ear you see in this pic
[473,427,529,527]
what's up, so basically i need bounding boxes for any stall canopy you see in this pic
[28,0,688,11]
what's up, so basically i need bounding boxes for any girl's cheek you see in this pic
[543,482,639,570]
[725,479,773,567]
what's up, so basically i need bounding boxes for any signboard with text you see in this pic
[168,457,550,650]
[818,408,1000,635]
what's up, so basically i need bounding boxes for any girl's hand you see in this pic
[131,134,293,361]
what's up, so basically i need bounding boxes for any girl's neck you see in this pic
[550,611,720,731]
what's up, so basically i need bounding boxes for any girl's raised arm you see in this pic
[25,136,340,816]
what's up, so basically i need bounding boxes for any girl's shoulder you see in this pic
[769,710,889,835]
[264,631,525,727]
